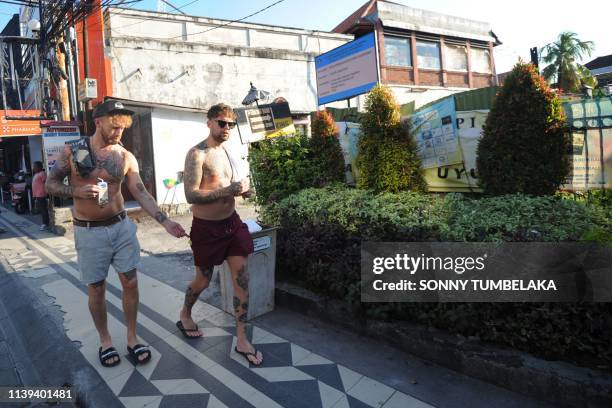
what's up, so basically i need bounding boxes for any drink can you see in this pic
[97,178,109,206]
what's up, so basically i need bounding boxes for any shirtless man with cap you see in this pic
[46,99,187,367]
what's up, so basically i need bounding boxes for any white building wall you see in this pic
[150,108,249,205]
[150,108,205,204]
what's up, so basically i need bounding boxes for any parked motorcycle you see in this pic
[10,182,28,214]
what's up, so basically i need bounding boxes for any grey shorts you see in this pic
[74,216,141,285]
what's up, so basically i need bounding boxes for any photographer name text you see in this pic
[372,279,557,291]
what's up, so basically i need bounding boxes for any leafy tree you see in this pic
[540,32,595,92]
[476,62,570,195]
[356,84,426,193]
[310,110,346,186]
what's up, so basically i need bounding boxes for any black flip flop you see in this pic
[99,346,121,367]
[176,321,203,339]
[234,346,263,366]
[127,344,151,365]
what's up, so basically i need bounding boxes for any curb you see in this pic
[275,282,612,408]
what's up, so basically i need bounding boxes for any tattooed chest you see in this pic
[202,152,232,182]
[93,151,126,182]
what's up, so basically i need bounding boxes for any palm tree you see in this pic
[540,32,594,92]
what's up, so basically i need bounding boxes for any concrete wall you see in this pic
[107,9,352,113]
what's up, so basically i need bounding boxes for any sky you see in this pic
[1,0,611,73]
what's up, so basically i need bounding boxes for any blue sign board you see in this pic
[315,32,379,105]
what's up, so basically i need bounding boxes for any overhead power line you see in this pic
[167,0,287,40]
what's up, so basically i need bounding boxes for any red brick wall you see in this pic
[382,67,414,84]
[473,73,494,88]
[419,70,443,86]
[446,72,469,87]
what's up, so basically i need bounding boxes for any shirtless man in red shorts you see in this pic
[178,103,263,366]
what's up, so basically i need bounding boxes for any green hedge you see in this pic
[265,185,612,368]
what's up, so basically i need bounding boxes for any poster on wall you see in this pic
[421,110,488,192]
[562,97,612,191]
[235,102,296,144]
[41,121,81,173]
[336,111,489,192]
[561,128,611,190]
[410,97,462,169]
[336,122,361,185]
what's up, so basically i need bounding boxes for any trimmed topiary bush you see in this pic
[476,62,570,195]
[356,84,426,193]
[310,110,346,186]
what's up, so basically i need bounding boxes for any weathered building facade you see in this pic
[104,8,352,113]
[333,0,500,108]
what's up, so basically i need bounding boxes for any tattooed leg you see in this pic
[228,259,249,333]
[199,266,214,282]
[228,256,262,365]
[183,286,201,313]
[178,266,211,337]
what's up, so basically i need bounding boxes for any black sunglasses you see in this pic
[215,119,237,129]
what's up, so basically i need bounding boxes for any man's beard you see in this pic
[102,130,121,145]
[212,131,229,143]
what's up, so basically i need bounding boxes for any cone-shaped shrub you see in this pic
[310,110,345,186]
[476,62,570,195]
[356,84,426,192]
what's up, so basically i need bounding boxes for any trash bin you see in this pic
[219,226,278,320]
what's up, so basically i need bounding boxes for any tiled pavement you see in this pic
[0,210,433,408]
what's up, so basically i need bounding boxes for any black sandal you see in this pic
[176,321,203,338]
[127,344,151,365]
[99,346,121,367]
[234,346,263,366]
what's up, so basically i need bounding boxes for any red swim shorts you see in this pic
[189,211,254,269]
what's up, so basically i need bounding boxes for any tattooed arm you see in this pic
[126,153,187,237]
[45,145,74,197]
[183,144,245,204]
[45,144,99,199]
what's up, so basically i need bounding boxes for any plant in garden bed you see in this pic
[266,185,612,369]
[356,84,426,193]
[248,110,346,207]
[476,62,570,196]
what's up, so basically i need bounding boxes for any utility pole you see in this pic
[82,7,90,133]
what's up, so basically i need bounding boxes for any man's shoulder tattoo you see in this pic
[195,141,209,152]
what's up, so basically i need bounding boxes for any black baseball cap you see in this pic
[93,99,134,118]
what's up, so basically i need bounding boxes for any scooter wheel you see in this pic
[15,203,26,214]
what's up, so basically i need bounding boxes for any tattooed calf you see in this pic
[183,286,201,311]
[233,296,241,314]
[236,266,249,291]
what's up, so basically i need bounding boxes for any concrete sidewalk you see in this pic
[0,208,554,408]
